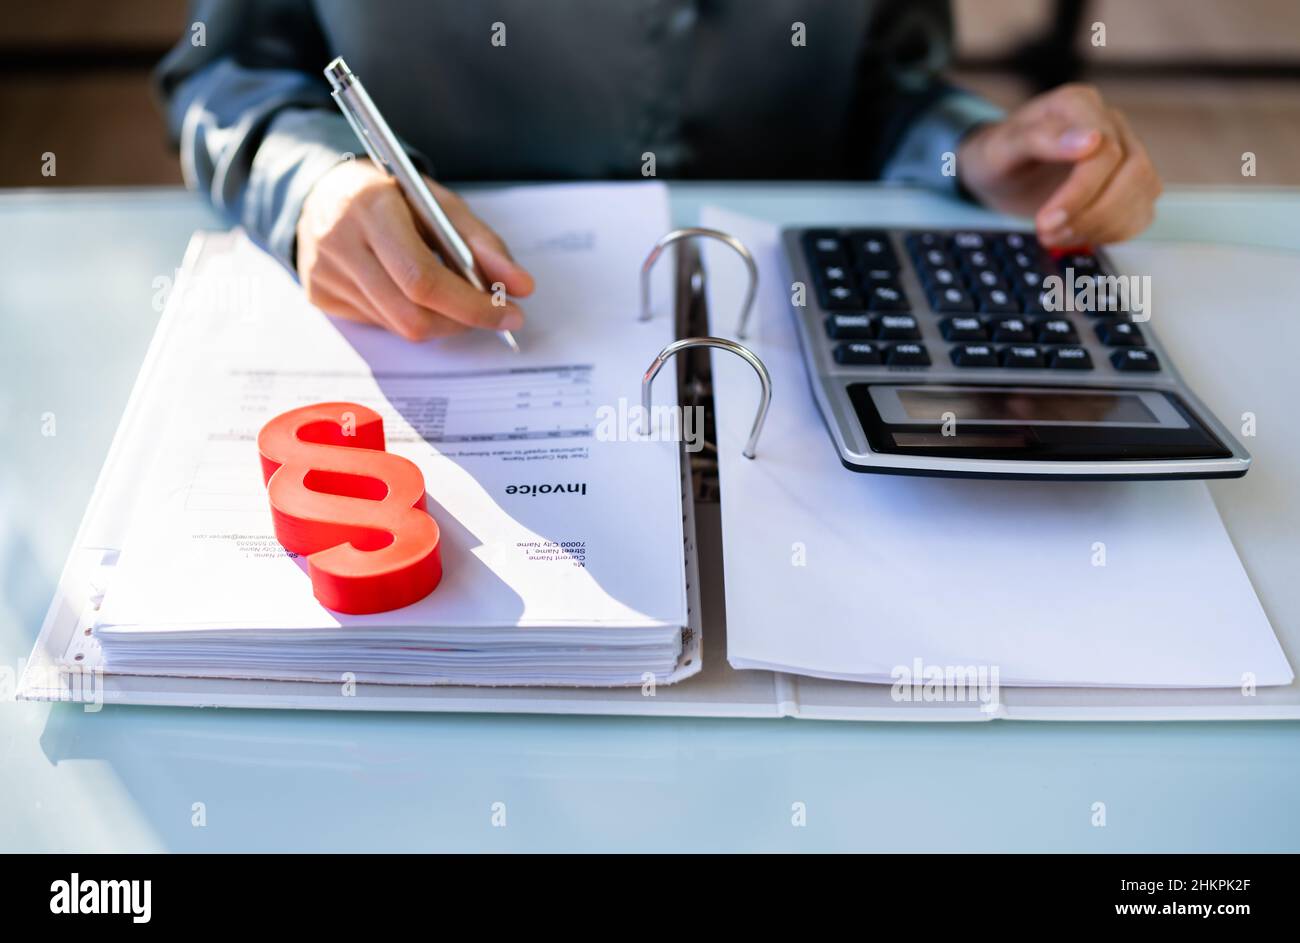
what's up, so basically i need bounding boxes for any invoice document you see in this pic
[702,206,1293,689]
[88,182,697,686]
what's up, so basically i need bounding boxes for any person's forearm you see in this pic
[861,0,1001,194]
[155,0,349,270]
[882,87,1006,196]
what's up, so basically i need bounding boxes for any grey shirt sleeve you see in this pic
[156,0,1004,269]
[884,89,1006,193]
[155,0,357,272]
[863,0,1006,195]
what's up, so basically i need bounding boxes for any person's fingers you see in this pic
[1036,125,1126,245]
[980,83,1113,169]
[1051,110,1161,245]
[307,265,387,323]
[1112,109,1161,193]
[360,203,526,333]
[467,233,535,298]
[304,281,375,325]
[431,181,536,297]
[983,112,1101,172]
[301,242,379,327]
[956,83,1158,247]
[1030,86,1130,242]
[347,245,470,341]
[299,213,367,307]
[318,255,469,341]
[297,161,527,341]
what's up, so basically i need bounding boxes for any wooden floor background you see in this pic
[2,0,1297,188]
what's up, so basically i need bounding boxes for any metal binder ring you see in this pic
[642,337,772,460]
[639,227,759,339]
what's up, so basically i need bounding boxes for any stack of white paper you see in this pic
[86,183,699,687]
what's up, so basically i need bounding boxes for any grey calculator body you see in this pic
[780,227,1250,480]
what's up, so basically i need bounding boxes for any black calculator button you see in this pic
[1001,345,1046,368]
[1095,279,1131,315]
[1006,250,1045,271]
[886,342,931,366]
[822,283,864,310]
[1096,319,1145,346]
[1035,318,1079,344]
[923,266,960,290]
[825,314,875,340]
[1058,252,1100,275]
[867,284,910,312]
[860,267,897,286]
[978,287,1021,315]
[991,317,1034,342]
[939,316,987,341]
[805,230,845,256]
[1018,287,1052,314]
[996,232,1038,254]
[850,231,899,270]
[906,232,946,256]
[950,231,987,251]
[1111,348,1160,372]
[833,342,882,365]
[1049,346,1093,370]
[818,263,852,285]
[1059,274,1108,316]
[930,285,975,313]
[959,248,996,273]
[970,267,1008,291]
[920,247,954,271]
[951,343,998,367]
[1015,269,1049,291]
[877,314,921,340]
[869,276,906,297]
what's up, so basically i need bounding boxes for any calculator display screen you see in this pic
[850,383,1233,463]
[895,389,1157,425]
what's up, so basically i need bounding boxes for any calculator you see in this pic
[779,227,1250,479]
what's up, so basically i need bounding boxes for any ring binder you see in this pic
[642,337,772,459]
[640,226,759,338]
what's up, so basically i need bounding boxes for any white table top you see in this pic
[2,183,1298,852]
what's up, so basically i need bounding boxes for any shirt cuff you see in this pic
[248,109,362,273]
[250,110,440,274]
[882,90,1005,200]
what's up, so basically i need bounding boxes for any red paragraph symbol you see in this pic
[258,402,442,614]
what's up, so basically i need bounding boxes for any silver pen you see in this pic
[324,56,519,352]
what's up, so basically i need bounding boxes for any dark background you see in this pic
[3,0,1299,188]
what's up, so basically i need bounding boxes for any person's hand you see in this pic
[956,83,1162,247]
[295,159,534,341]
